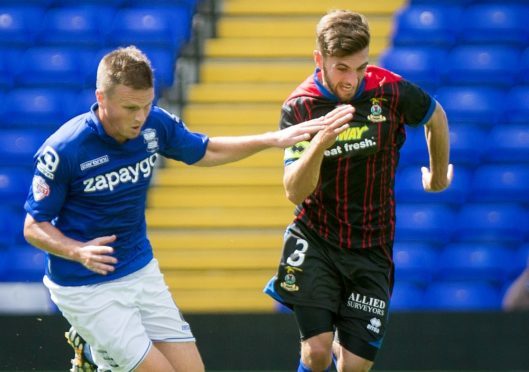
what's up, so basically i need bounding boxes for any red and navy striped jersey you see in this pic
[281,65,435,250]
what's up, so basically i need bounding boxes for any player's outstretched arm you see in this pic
[421,101,453,192]
[23,214,118,275]
[194,105,354,167]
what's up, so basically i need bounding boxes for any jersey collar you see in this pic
[313,68,366,103]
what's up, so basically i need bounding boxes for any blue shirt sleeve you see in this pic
[24,143,71,222]
[155,107,209,164]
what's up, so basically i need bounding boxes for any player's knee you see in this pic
[302,344,333,370]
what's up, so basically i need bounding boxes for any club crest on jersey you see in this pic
[37,146,60,180]
[32,175,50,201]
[142,128,159,153]
[367,98,387,123]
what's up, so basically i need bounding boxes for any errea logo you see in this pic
[367,317,382,334]
[83,154,158,192]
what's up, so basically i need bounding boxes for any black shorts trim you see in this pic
[293,305,335,340]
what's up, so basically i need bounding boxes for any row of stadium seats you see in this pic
[3,44,529,92]
[2,84,529,128]
[393,4,529,48]
[2,201,529,247]
[0,5,193,50]
[0,48,177,91]
[380,45,529,91]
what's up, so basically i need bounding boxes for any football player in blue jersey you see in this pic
[23,46,354,372]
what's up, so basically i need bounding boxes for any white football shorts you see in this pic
[44,258,195,371]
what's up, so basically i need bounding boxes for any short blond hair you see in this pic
[96,46,154,94]
[317,10,370,57]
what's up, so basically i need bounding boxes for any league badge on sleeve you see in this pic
[37,146,60,180]
[32,175,50,201]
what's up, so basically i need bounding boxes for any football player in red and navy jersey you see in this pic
[265,10,453,372]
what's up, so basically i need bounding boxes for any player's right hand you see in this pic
[77,235,118,275]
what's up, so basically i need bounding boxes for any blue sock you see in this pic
[297,359,311,372]
[297,359,333,372]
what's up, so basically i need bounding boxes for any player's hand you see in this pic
[271,105,354,148]
[421,163,454,192]
[311,104,354,149]
[77,235,118,275]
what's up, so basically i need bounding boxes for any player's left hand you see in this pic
[421,163,454,192]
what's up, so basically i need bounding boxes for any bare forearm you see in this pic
[284,144,326,205]
[425,104,450,179]
[23,214,81,261]
[196,134,273,167]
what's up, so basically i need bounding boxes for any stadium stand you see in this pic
[2,0,529,313]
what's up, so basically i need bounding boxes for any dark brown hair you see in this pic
[316,10,370,57]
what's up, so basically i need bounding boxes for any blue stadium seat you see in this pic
[398,127,428,167]
[0,47,23,86]
[471,165,529,203]
[437,244,513,284]
[505,86,529,125]
[520,48,529,84]
[125,0,198,15]
[511,244,529,276]
[485,126,529,163]
[4,88,78,129]
[3,245,46,282]
[448,124,488,166]
[142,47,178,91]
[0,130,49,168]
[390,282,425,311]
[378,47,445,92]
[392,5,462,48]
[0,167,32,208]
[0,206,18,248]
[424,281,501,310]
[53,0,125,5]
[443,46,520,88]
[74,89,97,117]
[409,0,472,4]
[16,47,93,88]
[39,6,116,48]
[0,6,44,46]
[395,203,455,244]
[455,203,528,244]
[0,0,53,5]
[393,242,438,284]
[460,4,529,47]
[107,6,192,50]
[435,86,505,126]
[395,165,470,205]
[0,56,12,89]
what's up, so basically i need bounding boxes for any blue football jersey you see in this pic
[24,104,208,286]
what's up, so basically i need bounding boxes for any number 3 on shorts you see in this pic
[286,238,309,267]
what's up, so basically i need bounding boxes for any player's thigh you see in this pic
[333,341,373,372]
[137,259,197,344]
[44,276,151,371]
[150,341,204,372]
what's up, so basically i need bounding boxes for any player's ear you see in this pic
[313,50,323,69]
[95,89,104,106]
